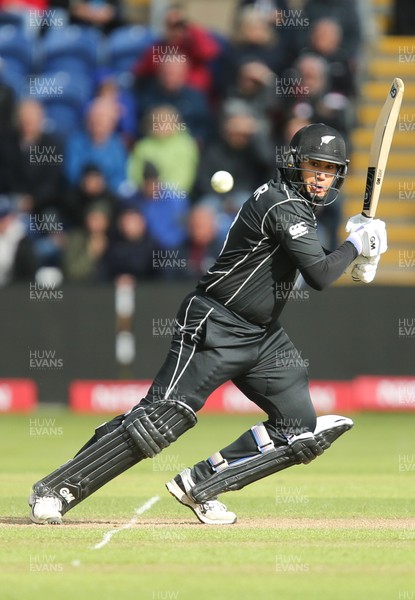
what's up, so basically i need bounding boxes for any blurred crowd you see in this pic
[0,0,367,286]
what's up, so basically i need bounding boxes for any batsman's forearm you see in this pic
[300,242,358,290]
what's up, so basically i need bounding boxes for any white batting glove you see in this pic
[344,254,374,276]
[351,255,380,283]
[346,218,387,257]
[345,213,373,233]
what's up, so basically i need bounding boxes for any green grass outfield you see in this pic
[1,410,415,600]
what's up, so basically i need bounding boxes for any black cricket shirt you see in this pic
[197,170,357,326]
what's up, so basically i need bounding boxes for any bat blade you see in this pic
[362,77,404,218]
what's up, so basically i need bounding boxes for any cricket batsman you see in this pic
[29,123,387,525]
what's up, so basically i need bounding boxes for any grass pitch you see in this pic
[1,410,415,600]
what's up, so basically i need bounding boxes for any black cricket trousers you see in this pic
[142,291,317,473]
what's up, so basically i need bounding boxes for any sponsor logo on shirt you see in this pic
[289,221,309,239]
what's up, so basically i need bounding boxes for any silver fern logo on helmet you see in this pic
[320,135,336,145]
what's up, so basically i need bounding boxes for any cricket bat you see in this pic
[362,77,405,218]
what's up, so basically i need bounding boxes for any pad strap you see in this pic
[251,424,274,453]
[124,400,197,458]
[208,451,228,473]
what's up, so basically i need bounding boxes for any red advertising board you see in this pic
[353,376,415,411]
[0,379,37,412]
[70,380,153,413]
[3,376,414,414]
[69,379,356,414]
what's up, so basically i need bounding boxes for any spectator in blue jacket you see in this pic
[101,204,159,281]
[65,97,127,195]
[94,69,138,148]
[119,161,189,251]
[137,58,212,145]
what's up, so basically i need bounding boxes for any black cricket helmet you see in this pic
[282,123,349,205]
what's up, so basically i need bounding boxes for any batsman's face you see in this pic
[299,159,337,198]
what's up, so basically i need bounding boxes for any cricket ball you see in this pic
[210,170,234,194]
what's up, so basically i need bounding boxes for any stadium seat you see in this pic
[33,70,93,138]
[0,11,25,29]
[105,24,155,75]
[40,25,104,76]
[0,64,27,97]
[0,24,34,76]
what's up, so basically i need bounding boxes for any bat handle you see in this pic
[361,210,374,220]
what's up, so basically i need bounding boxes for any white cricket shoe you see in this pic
[28,493,62,525]
[166,468,237,525]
